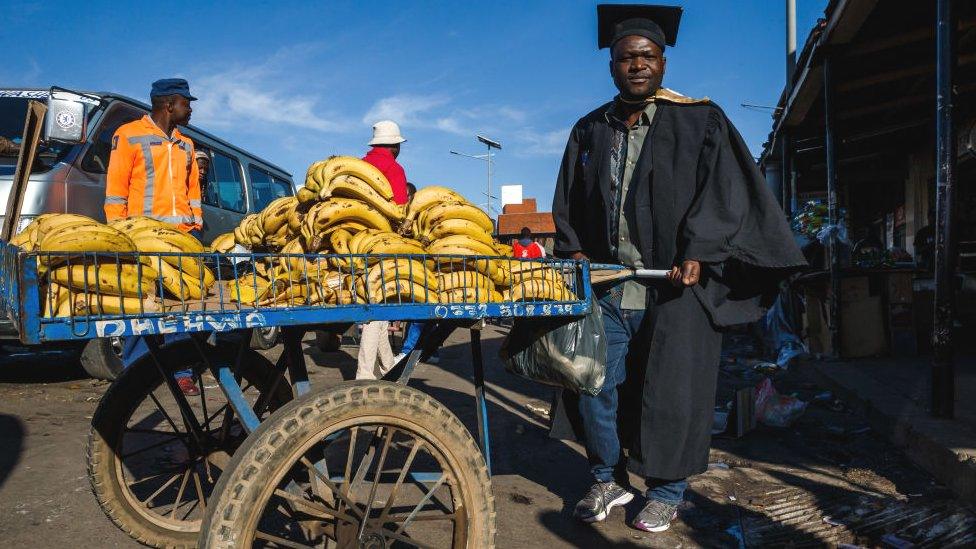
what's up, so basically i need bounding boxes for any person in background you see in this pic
[356,121,409,380]
[513,226,546,259]
[195,148,211,198]
[105,78,204,395]
[392,180,441,366]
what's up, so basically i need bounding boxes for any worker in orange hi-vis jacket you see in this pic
[105,78,202,233]
[106,78,203,396]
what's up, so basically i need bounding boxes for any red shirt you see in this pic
[362,147,408,205]
[513,240,546,259]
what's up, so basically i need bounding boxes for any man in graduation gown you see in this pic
[551,4,806,533]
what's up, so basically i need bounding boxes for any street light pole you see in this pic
[450,134,502,232]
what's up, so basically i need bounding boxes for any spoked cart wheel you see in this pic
[200,381,495,549]
[88,335,292,548]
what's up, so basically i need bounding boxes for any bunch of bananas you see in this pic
[203,154,576,307]
[402,186,517,302]
[11,214,213,317]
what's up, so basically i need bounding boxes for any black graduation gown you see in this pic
[550,98,807,480]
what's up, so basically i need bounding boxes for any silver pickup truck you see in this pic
[0,88,295,378]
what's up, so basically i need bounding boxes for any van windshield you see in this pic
[0,95,84,174]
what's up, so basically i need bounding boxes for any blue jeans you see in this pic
[578,283,688,505]
[400,322,439,358]
[401,322,424,354]
[121,228,204,380]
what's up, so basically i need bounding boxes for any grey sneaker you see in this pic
[632,499,679,532]
[573,481,634,523]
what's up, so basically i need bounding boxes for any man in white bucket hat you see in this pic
[362,120,408,205]
[356,119,409,380]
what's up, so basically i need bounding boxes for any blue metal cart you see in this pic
[0,243,593,548]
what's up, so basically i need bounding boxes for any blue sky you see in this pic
[3,0,826,212]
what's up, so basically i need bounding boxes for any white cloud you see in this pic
[515,127,570,157]
[190,48,346,133]
[435,117,468,135]
[362,94,449,126]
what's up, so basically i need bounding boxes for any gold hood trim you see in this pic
[654,87,710,105]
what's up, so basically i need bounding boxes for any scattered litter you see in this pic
[822,515,845,526]
[754,378,807,427]
[729,494,737,501]
[712,409,729,434]
[508,492,532,505]
[708,462,730,470]
[849,426,872,435]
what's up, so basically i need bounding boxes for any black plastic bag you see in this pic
[499,297,606,396]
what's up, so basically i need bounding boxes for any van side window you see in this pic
[204,151,246,213]
[249,166,291,211]
[80,104,143,173]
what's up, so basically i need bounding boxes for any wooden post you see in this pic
[3,100,47,242]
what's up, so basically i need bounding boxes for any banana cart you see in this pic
[0,243,596,548]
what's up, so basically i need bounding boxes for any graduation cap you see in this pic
[597,4,683,50]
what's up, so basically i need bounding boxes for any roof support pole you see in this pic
[932,0,957,419]
[823,53,842,357]
[782,135,793,216]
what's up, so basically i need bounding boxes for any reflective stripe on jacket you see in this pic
[105,115,202,231]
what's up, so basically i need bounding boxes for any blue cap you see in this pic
[150,78,197,101]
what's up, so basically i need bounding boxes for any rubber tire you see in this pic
[87,339,291,549]
[200,380,496,549]
[79,337,124,380]
[314,329,341,352]
[249,326,280,350]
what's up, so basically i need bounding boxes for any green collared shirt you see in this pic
[605,100,657,309]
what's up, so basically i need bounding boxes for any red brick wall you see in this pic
[502,198,537,214]
[496,211,555,236]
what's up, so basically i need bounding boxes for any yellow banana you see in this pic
[362,259,439,298]
[10,225,38,251]
[365,237,426,257]
[427,234,500,256]
[233,225,248,247]
[43,283,73,318]
[404,186,468,221]
[358,278,438,304]
[317,156,395,200]
[39,224,136,256]
[35,214,99,243]
[329,229,352,255]
[296,187,318,204]
[259,196,296,235]
[508,279,575,302]
[346,228,384,255]
[50,263,158,297]
[440,287,504,304]
[312,197,393,233]
[210,232,237,253]
[141,257,209,300]
[438,270,495,292]
[320,175,405,222]
[109,216,176,234]
[419,202,494,235]
[303,160,327,193]
[421,218,495,247]
[74,294,161,316]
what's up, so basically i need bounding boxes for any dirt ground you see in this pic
[0,326,971,547]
